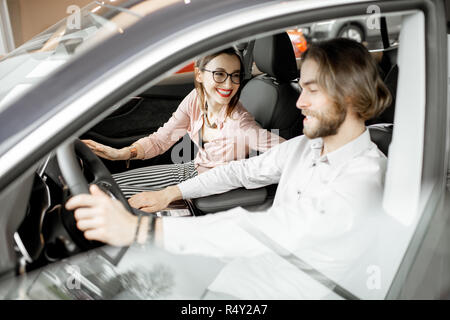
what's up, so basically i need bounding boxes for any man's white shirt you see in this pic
[160,129,387,299]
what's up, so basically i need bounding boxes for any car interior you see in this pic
[11,12,400,277]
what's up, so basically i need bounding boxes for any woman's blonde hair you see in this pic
[194,48,244,118]
[301,38,392,121]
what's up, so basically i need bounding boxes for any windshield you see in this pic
[0,0,180,113]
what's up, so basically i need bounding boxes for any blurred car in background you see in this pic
[299,15,401,47]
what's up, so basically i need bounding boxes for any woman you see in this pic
[84,48,284,200]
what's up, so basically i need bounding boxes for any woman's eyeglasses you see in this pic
[202,69,242,84]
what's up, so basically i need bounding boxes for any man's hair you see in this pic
[300,38,392,121]
[194,48,244,119]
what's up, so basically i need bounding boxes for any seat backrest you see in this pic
[240,32,303,140]
[368,123,393,156]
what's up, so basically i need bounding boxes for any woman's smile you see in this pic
[216,88,233,98]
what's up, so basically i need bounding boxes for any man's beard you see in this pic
[303,104,347,139]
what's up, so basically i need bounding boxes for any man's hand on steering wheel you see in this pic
[57,139,135,249]
[66,184,138,247]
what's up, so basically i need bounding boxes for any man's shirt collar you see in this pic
[309,129,373,167]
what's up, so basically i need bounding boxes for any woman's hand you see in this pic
[82,139,130,161]
[128,186,182,213]
[65,184,137,247]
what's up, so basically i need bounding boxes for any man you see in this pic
[66,38,391,295]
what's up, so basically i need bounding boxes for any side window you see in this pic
[291,15,401,126]
[297,15,401,49]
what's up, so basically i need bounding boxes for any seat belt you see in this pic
[380,16,390,50]
[241,222,360,300]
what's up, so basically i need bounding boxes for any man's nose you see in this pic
[296,90,309,110]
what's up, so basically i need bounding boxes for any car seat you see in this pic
[239,32,303,140]
[366,46,398,156]
[368,123,393,156]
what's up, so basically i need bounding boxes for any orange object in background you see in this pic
[287,29,308,58]
[176,62,195,74]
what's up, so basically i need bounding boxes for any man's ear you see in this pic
[194,67,203,83]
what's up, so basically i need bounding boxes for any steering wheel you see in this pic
[56,139,133,250]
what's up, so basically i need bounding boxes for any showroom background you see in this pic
[1,0,91,55]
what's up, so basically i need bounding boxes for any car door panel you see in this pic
[80,82,195,173]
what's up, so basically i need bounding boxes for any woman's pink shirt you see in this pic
[134,89,285,173]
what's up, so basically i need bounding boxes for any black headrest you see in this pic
[253,32,298,82]
[368,123,393,156]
